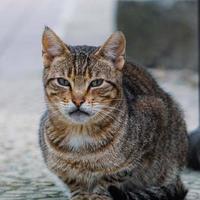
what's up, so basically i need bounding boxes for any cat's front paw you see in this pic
[71,193,112,200]
[108,185,127,200]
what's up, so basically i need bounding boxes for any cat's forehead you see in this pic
[68,45,98,76]
[65,45,112,78]
[49,45,113,79]
[68,45,98,55]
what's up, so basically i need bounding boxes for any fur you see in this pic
[39,27,188,200]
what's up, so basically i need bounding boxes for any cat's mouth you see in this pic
[68,108,91,123]
[69,109,90,116]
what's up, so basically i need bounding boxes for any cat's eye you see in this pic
[57,78,70,87]
[90,79,104,87]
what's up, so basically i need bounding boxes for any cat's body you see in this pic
[39,27,188,200]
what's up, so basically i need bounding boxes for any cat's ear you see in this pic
[42,26,70,67]
[95,31,126,70]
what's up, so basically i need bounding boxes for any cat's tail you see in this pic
[187,129,200,170]
[108,181,187,200]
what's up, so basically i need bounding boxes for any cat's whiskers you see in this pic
[96,109,124,127]
[91,103,125,114]
[102,98,126,102]
[102,106,124,113]
[43,103,125,126]
[41,110,61,122]
[57,103,125,125]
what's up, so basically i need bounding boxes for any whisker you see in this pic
[96,110,124,126]
[91,104,125,114]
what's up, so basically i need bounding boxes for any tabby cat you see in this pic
[39,27,188,200]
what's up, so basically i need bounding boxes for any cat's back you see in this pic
[123,61,188,167]
[122,61,164,98]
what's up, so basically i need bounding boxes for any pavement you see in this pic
[0,0,199,199]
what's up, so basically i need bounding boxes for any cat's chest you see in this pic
[45,129,127,183]
[47,138,123,181]
[48,147,105,184]
[66,133,95,150]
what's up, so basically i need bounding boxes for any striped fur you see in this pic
[108,181,187,200]
[39,27,188,200]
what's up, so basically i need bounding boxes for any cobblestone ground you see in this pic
[0,70,200,200]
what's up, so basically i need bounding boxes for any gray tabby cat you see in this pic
[39,27,188,200]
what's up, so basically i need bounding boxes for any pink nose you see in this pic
[72,98,85,107]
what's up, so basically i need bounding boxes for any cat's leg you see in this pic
[63,177,112,200]
[70,183,113,200]
[70,183,112,200]
[108,178,187,200]
[71,192,112,200]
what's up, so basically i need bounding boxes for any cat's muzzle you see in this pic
[68,107,92,123]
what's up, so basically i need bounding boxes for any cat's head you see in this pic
[42,27,126,124]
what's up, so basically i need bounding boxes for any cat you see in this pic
[39,26,188,200]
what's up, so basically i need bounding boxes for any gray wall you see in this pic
[117,0,197,70]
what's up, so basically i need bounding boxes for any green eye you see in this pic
[90,79,104,87]
[57,78,70,87]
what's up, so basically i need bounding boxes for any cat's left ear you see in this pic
[42,26,70,67]
[95,31,126,70]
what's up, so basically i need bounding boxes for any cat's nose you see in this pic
[72,98,85,107]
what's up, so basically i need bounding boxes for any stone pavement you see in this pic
[0,0,199,199]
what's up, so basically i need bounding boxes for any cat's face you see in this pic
[42,27,126,124]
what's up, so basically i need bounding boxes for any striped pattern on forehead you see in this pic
[68,45,99,76]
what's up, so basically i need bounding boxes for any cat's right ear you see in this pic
[42,26,70,67]
[94,31,126,70]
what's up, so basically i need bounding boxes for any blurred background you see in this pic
[0,0,199,199]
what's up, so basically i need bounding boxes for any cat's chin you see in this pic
[68,110,92,124]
